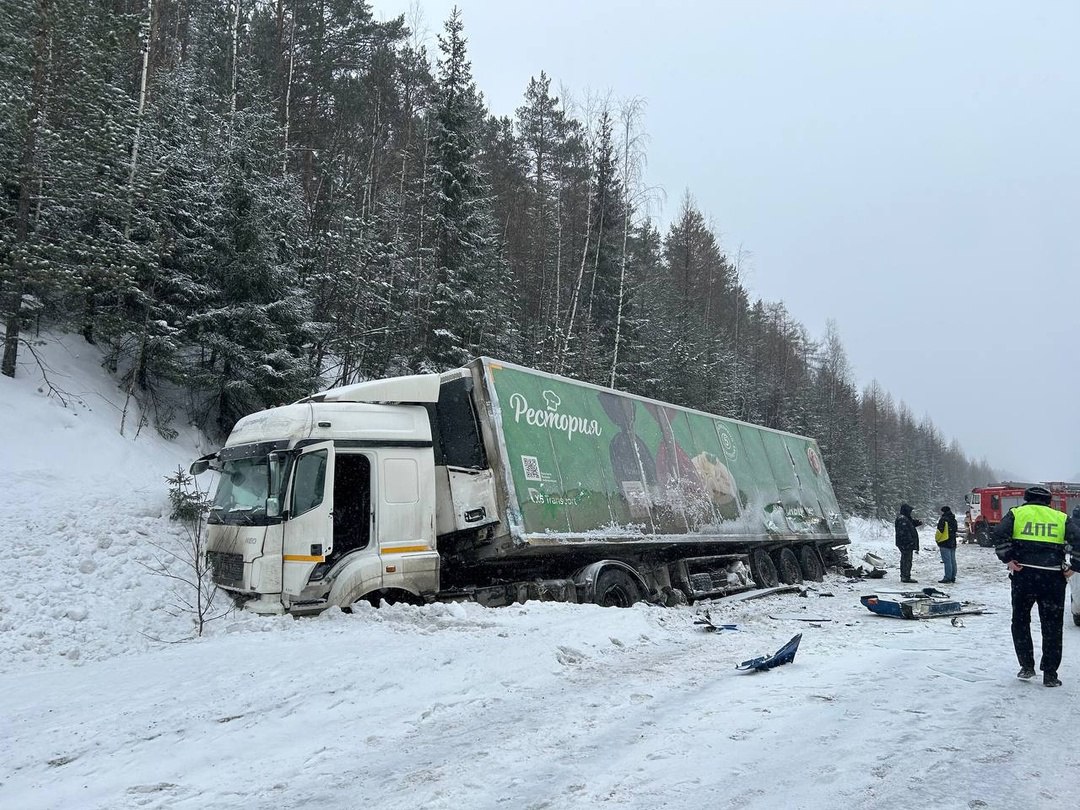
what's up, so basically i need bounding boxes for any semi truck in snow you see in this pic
[191,358,849,614]
[965,482,1080,546]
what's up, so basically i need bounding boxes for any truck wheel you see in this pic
[798,546,825,582]
[773,547,803,585]
[1073,613,1080,627]
[594,568,642,608]
[750,549,779,589]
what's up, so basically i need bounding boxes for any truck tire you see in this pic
[773,547,803,585]
[594,568,642,608]
[798,546,825,582]
[1073,613,1080,627]
[750,549,779,589]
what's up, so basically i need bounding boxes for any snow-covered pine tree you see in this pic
[56,2,146,351]
[1,0,150,377]
[514,72,566,362]
[809,320,873,513]
[659,193,726,408]
[375,33,437,377]
[617,219,667,399]
[472,112,524,361]
[424,8,517,371]
[521,86,592,371]
[0,0,38,377]
[860,381,908,517]
[180,4,312,437]
[1,0,59,377]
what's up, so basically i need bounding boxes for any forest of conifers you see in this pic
[0,1,995,516]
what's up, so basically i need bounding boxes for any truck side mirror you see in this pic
[265,497,281,518]
[190,452,220,476]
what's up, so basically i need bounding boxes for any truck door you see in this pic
[329,452,372,563]
[282,441,335,597]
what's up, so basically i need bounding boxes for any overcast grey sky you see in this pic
[372,0,1080,481]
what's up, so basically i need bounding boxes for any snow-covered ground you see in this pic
[1,336,1076,810]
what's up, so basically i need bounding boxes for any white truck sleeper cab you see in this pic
[196,377,443,614]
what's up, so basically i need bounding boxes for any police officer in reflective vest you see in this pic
[994,485,1080,687]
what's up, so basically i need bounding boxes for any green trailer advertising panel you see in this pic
[480,359,846,545]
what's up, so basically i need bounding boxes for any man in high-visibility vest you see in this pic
[994,485,1080,687]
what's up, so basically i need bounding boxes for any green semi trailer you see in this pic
[192,358,848,614]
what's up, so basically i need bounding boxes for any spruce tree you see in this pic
[424,8,517,370]
[660,193,726,407]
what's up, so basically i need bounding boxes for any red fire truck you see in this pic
[965,482,1080,546]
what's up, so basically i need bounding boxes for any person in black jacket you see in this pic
[994,485,1080,687]
[894,502,922,583]
[935,506,959,583]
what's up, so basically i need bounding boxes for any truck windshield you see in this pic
[209,453,290,526]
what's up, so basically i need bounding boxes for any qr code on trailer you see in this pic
[521,455,542,481]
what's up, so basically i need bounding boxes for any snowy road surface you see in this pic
[3,546,1075,810]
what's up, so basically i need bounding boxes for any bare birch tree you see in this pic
[124,0,153,240]
[559,89,605,373]
[609,96,648,387]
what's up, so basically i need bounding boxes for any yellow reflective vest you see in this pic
[1010,503,1067,545]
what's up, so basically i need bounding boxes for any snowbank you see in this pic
[0,334,214,669]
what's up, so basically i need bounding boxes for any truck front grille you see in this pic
[207,551,244,587]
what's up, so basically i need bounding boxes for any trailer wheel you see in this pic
[773,548,803,585]
[750,549,779,589]
[594,568,642,608]
[798,546,825,582]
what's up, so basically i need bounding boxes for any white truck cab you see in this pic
[193,375,444,614]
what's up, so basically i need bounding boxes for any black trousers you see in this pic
[1010,568,1067,674]
[899,548,914,580]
